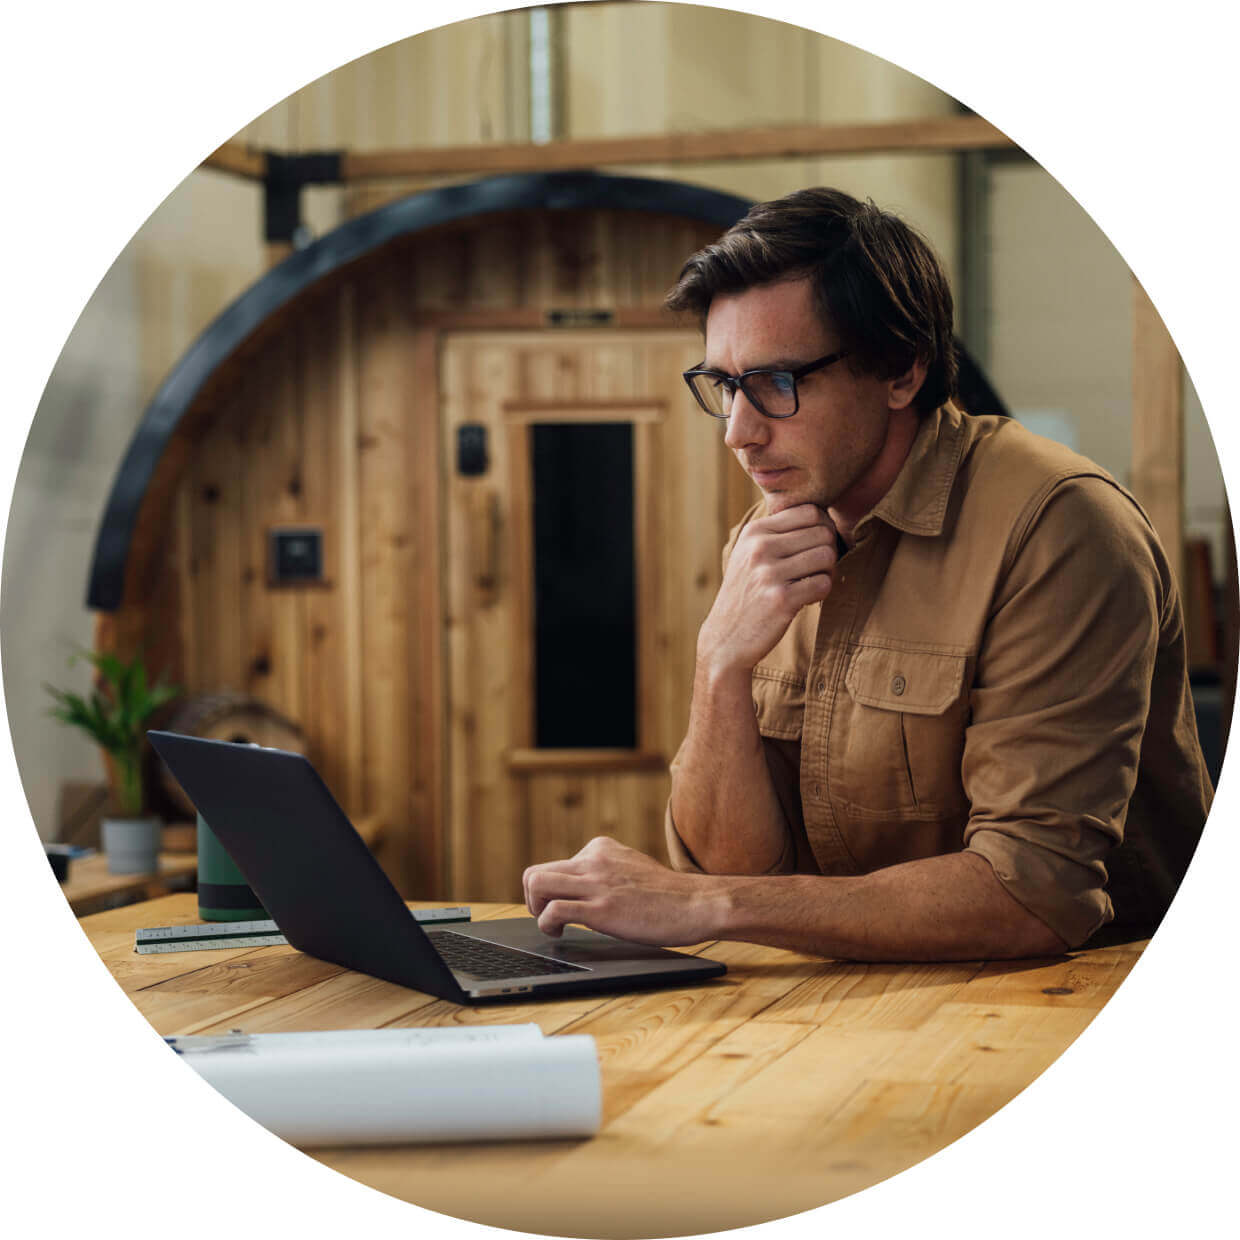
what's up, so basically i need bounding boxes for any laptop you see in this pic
[147,731,726,1004]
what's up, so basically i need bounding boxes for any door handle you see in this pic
[470,487,500,609]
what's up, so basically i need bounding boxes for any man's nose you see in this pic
[723,388,769,451]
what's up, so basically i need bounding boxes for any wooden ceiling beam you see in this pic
[201,115,1017,184]
[202,141,267,180]
[343,115,1015,179]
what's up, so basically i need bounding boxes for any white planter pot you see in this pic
[102,817,162,875]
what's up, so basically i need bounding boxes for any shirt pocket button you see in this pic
[892,674,907,696]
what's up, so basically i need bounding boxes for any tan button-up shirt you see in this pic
[667,403,1212,948]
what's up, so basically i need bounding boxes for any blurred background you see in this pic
[3,1,1227,906]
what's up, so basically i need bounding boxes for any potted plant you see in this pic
[45,649,179,874]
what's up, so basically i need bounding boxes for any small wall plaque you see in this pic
[269,526,324,585]
[546,308,614,328]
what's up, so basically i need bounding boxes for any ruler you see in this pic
[134,907,472,954]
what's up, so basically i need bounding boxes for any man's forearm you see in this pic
[671,503,839,875]
[698,851,1069,961]
[669,657,791,875]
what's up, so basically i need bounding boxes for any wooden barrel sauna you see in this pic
[87,171,1007,901]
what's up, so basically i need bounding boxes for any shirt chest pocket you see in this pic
[833,645,970,818]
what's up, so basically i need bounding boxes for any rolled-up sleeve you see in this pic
[665,801,707,873]
[664,739,805,876]
[962,476,1170,947]
[665,795,799,875]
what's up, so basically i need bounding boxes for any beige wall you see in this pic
[4,2,1216,841]
[988,161,1225,573]
[3,172,271,837]
[238,12,530,152]
[563,3,960,285]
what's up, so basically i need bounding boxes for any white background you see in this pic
[1,2,1235,1237]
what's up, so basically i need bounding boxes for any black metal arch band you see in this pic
[84,172,754,611]
[83,170,1005,611]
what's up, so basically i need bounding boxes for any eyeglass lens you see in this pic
[688,370,797,418]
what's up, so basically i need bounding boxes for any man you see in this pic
[523,187,1211,961]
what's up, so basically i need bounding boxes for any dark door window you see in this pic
[530,422,637,748]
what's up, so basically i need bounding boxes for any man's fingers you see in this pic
[525,866,594,917]
[786,573,833,608]
[523,839,626,916]
[779,545,837,581]
[766,525,838,560]
[521,863,547,913]
[759,503,836,534]
[523,854,591,907]
[536,898,590,938]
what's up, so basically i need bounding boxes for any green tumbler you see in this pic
[197,813,267,921]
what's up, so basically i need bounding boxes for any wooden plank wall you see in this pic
[111,209,733,898]
[171,263,434,894]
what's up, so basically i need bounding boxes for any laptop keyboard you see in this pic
[427,930,590,979]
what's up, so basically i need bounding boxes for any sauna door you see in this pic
[440,331,741,901]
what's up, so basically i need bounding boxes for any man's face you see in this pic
[704,276,909,518]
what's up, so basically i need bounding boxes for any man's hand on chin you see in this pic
[695,502,838,676]
[522,836,725,946]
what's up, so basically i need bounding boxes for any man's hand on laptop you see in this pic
[523,836,724,946]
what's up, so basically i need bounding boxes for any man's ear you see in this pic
[887,357,928,412]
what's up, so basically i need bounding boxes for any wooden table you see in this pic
[80,894,1145,1238]
[61,852,198,916]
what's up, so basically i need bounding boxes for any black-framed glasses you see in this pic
[682,351,849,419]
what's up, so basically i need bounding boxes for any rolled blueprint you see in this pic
[166,1024,601,1147]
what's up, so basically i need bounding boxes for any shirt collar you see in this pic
[859,402,969,539]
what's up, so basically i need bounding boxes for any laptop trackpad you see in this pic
[465,919,683,963]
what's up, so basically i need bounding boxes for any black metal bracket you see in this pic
[263,151,345,243]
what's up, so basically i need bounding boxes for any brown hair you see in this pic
[665,187,956,414]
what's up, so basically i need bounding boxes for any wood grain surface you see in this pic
[101,209,732,903]
[59,854,198,916]
[79,894,1144,1238]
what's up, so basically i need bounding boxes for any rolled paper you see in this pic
[166,1025,602,1147]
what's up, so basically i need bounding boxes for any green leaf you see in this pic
[44,647,182,815]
